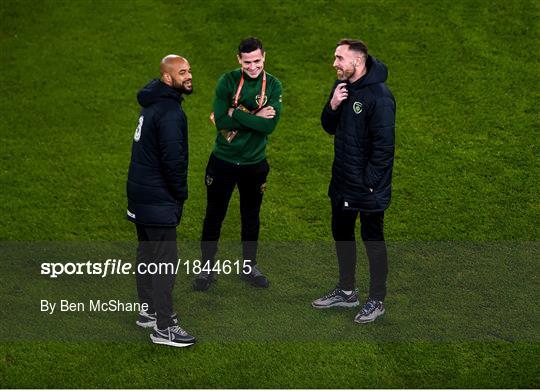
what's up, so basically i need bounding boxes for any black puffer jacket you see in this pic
[321,56,395,212]
[126,79,188,226]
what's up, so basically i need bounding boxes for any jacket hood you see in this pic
[349,56,388,90]
[137,79,184,107]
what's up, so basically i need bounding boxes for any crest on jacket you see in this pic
[255,94,268,106]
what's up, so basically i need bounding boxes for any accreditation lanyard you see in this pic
[233,70,267,111]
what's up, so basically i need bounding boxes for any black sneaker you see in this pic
[193,270,216,291]
[354,299,385,323]
[135,310,156,328]
[240,264,269,288]
[312,288,360,308]
[150,325,196,348]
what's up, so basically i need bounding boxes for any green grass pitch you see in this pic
[1,0,539,388]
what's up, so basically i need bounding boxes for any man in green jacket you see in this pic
[194,37,282,291]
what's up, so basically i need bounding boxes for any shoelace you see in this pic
[169,325,188,336]
[250,265,262,278]
[361,300,377,315]
[322,288,340,300]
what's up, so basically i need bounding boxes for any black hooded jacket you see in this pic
[126,79,188,226]
[321,56,396,212]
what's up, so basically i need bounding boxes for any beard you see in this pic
[173,80,193,95]
[181,86,193,95]
[336,67,355,81]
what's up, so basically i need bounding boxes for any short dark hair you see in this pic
[238,37,264,55]
[337,38,368,56]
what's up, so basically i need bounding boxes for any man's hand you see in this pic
[255,106,276,119]
[330,83,348,111]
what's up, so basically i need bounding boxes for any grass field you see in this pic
[1,0,539,388]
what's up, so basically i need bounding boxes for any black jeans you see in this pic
[331,200,388,301]
[201,154,269,266]
[135,224,178,329]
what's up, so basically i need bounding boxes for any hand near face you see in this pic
[256,106,276,119]
[330,83,348,111]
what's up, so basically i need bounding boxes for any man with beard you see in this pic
[193,37,282,291]
[312,39,396,324]
[126,55,196,347]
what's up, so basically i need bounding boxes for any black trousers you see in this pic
[331,200,388,300]
[135,224,178,329]
[201,154,269,265]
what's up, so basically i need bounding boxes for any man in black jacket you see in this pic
[126,54,196,347]
[312,39,396,324]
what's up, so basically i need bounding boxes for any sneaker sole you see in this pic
[354,309,385,324]
[136,320,156,328]
[312,301,360,309]
[150,334,195,348]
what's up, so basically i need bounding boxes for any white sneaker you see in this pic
[135,310,156,328]
[312,288,360,308]
[150,325,196,348]
[354,299,385,323]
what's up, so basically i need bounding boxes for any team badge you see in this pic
[205,175,213,186]
[353,101,363,114]
[255,95,268,106]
